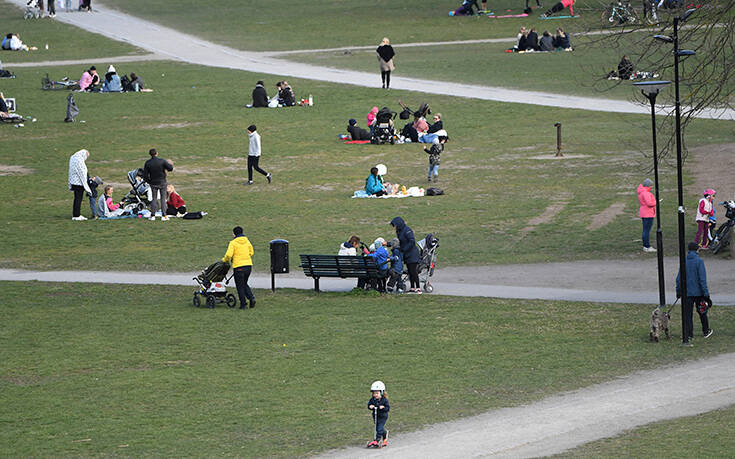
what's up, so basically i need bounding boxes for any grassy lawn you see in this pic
[2,281,734,457]
[557,403,735,457]
[0,0,145,63]
[1,60,732,272]
[103,0,602,51]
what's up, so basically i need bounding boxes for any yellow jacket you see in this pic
[222,235,254,268]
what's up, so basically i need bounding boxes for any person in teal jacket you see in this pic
[365,167,386,196]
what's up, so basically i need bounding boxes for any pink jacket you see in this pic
[79,71,93,90]
[106,197,120,211]
[561,0,574,15]
[637,184,656,218]
[367,107,378,126]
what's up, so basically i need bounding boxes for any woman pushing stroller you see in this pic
[390,216,422,294]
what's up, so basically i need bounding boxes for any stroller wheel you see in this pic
[192,294,201,307]
[423,282,433,293]
[205,295,216,309]
[225,293,237,308]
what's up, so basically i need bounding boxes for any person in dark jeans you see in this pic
[390,216,421,293]
[676,242,714,346]
[68,149,92,220]
[246,124,272,185]
[222,226,256,309]
[143,148,174,221]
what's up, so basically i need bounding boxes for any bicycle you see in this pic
[601,1,641,26]
[707,199,735,254]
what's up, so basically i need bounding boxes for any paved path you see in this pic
[317,353,735,458]
[8,53,165,68]
[2,256,733,305]
[6,0,734,120]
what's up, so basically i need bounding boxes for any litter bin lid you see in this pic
[270,239,289,244]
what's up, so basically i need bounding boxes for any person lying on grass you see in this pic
[347,118,371,141]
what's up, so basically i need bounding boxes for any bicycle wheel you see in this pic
[601,7,616,26]
[711,224,731,254]
[628,7,641,24]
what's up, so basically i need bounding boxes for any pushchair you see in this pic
[24,0,41,18]
[119,168,153,213]
[193,261,237,308]
[400,233,439,293]
[371,107,397,145]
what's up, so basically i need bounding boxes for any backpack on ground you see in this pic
[426,187,444,196]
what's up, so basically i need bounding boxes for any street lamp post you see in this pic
[654,8,696,344]
[634,80,671,309]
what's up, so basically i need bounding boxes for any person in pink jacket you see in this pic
[695,188,716,248]
[79,66,99,91]
[541,0,575,17]
[367,106,379,136]
[638,178,657,252]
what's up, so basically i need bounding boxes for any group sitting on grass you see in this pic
[78,65,148,92]
[512,27,571,52]
[1,33,37,51]
[250,80,299,108]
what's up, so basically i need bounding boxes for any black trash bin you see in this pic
[270,239,289,291]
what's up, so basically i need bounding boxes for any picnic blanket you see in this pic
[353,187,425,198]
[97,214,137,220]
[344,140,371,144]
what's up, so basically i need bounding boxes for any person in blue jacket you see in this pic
[390,216,421,293]
[676,242,713,345]
[366,380,390,448]
[386,238,405,293]
[368,237,390,292]
[365,167,386,196]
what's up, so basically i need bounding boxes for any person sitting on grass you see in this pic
[541,0,575,18]
[539,31,555,52]
[347,118,371,141]
[166,184,187,217]
[129,72,145,91]
[525,28,539,51]
[553,28,572,51]
[0,92,22,121]
[102,65,122,93]
[97,185,127,217]
[617,55,634,80]
[279,81,296,107]
[251,80,268,107]
[1,33,36,51]
[514,27,527,52]
[79,66,100,91]
[365,167,387,197]
[452,0,480,15]
[427,113,443,133]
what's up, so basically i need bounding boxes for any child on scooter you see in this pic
[366,380,390,448]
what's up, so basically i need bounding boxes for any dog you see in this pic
[650,306,670,342]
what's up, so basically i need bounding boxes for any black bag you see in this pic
[399,107,411,120]
[426,187,444,196]
[0,69,14,78]
[120,75,133,92]
[182,211,205,219]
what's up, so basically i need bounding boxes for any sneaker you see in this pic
[540,13,547,18]
[249,299,256,309]
[247,181,253,185]
[681,341,694,347]
[367,440,379,448]
[643,246,656,252]
[149,216,156,221]
[704,329,714,338]
[266,173,272,183]
[427,177,432,182]
[161,216,169,221]
[71,215,87,221]
[382,439,388,447]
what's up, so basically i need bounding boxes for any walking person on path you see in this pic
[246,125,272,185]
[143,148,174,221]
[676,242,714,346]
[222,226,256,309]
[637,178,657,253]
[68,149,92,221]
[694,188,716,249]
[376,38,395,90]
[390,216,421,293]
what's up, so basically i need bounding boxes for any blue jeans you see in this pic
[428,164,439,178]
[419,133,439,143]
[88,188,98,217]
[641,217,653,248]
[374,416,387,440]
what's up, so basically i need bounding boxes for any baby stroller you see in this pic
[119,168,152,213]
[371,107,397,145]
[24,0,41,19]
[401,233,439,293]
[193,261,237,308]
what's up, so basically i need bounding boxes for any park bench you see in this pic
[299,254,382,291]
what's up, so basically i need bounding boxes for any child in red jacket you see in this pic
[166,184,187,216]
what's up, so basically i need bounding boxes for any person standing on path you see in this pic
[222,226,256,309]
[68,149,92,221]
[676,242,713,346]
[694,188,716,249]
[376,38,395,90]
[637,178,657,253]
[246,125,272,185]
[391,216,421,293]
[143,148,174,221]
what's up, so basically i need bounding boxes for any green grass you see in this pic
[3,281,735,457]
[0,0,145,63]
[1,60,732,272]
[557,404,735,458]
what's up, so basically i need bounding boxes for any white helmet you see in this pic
[370,380,386,392]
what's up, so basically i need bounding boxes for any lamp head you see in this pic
[676,49,696,56]
[634,80,672,97]
[679,8,697,22]
[654,34,674,43]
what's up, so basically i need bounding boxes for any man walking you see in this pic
[676,242,714,346]
[247,124,272,185]
[222,226,256,309]
[143,148,174,221]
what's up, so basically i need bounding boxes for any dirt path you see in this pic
[5,0,734,120]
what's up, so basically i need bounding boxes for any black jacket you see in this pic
[427,120,443,134]
[391,216,420,264]
[143,156,173,186]
[367,396,390,420]
[376,45,395,62]
[348,124,370,141]
[526,31,539,50]
[252,84,268,107]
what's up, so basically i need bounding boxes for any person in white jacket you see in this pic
[68,149,92,220]
[246,125,272,185]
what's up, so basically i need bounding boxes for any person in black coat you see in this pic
[143,148,174,220]
[347,119,370,141]
[526,28,539,51]
[390,216,422,293]
[427,113,443,134]
[251,80,268,107]
[617,55,634,80]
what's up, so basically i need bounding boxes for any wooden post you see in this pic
[554,122,563,157]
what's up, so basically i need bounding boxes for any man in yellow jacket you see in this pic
[223,226,255,309]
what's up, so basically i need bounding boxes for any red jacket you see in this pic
[167,191,185,208]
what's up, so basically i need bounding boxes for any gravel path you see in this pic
[5,0,734,120]
[8,53,165,68]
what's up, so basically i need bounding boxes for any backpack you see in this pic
[426,187,444,196]
[120,74,132,92]
[0,69,13,78]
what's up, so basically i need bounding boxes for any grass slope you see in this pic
[1,61,732,272]
[3,281,735,457]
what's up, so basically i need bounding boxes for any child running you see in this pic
[366,380,390,448]
[424,134,448,182]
